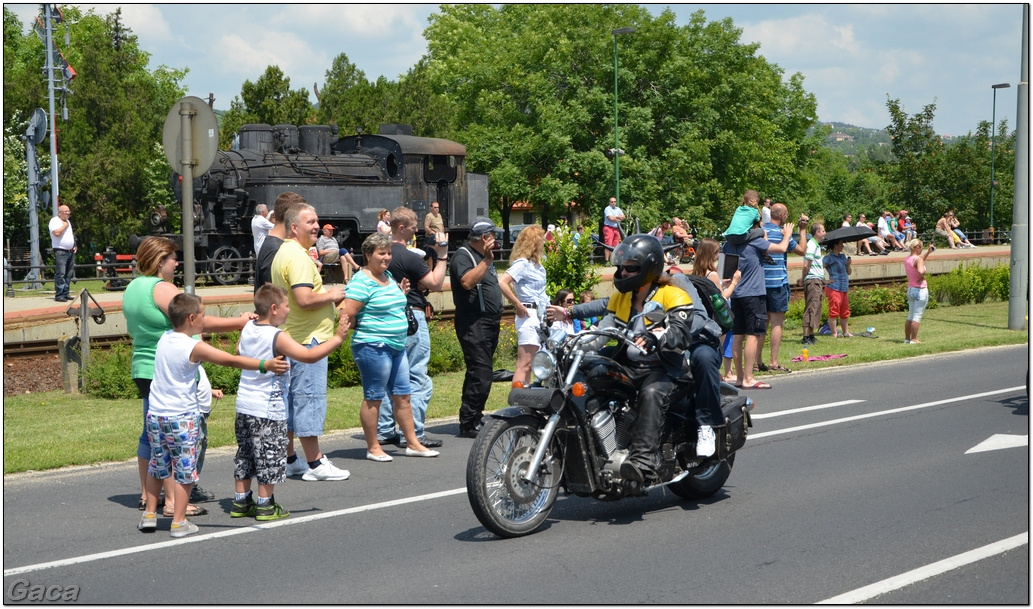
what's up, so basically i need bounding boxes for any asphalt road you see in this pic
[3,344,1028,604]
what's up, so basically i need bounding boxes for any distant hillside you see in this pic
[810,121,892,157]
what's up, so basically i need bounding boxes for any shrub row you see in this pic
[83,320,519,400]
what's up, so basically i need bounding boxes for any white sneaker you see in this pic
[697,425,717,457]
[302,455,351,481]
[169,519,199,538]
[286,458,310,477]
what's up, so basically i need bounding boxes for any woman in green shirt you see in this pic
[125,236,251,514]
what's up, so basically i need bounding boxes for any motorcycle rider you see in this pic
[600,236,715,482]
[548,235,726,480]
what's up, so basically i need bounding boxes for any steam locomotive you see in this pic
[164,123,489,284]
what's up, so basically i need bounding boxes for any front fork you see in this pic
[519,412,561,485]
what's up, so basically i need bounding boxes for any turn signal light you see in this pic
[511,380,525,389]
[571,382,586,397]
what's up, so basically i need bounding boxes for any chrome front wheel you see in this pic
[466,416,559,538]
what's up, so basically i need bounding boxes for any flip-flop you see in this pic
[743,381,771,389]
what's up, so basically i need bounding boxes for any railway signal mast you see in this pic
[34,4,75,216]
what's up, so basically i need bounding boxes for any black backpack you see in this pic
[683,273,734,332]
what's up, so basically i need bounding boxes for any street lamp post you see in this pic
[990,82,1010,243]
[612,26,635,210]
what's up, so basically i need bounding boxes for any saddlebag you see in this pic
[717,394,752,460]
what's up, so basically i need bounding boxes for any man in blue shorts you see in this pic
[721,211,792,389]
[757,203,807,373]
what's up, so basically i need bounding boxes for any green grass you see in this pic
[758,300,1027,373]
[3,301,1026,474]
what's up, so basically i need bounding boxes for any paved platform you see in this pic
[2,245,1013,344]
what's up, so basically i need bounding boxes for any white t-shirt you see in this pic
[251,214,274,255]
[603,205,623,228]
[149,331,202,417]
[196,366,213,414]
[235,320,288,421]
[49,216,74,250]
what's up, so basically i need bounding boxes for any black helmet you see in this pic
[612,234,664,293]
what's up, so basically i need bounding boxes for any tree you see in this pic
[423,5,820,238]
[219,66,314,148]
[884,97,943,228]
[3,6,187,256]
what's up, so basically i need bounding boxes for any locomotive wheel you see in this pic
[466,416,559,538]
[208,245,243,285]
[669,454,734,500]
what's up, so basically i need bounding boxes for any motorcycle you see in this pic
[465,304,753,538]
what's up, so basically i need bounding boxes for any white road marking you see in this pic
[2,487,467,577]
[750,387,1025,440]
[817,532,1029,604]
[965,434,1029,454]
[750,399,865,419]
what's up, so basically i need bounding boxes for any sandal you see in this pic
[138,494,166,510]
[163,503,208,518]
[770,364,792,373]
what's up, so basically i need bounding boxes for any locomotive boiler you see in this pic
[168,123,489,284]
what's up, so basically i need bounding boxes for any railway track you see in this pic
[2,275,910,359]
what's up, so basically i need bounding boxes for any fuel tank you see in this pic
[582,354,636,402]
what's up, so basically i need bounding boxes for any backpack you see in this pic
[684,273,734,332]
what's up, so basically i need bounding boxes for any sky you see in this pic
[7,3,1024,138]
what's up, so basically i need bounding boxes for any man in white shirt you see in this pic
[251,204,274,255]
[49,204,76,302]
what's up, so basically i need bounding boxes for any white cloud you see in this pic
[740,14,861,62]
[100,4,173,43]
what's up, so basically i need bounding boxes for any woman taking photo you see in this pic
[124,236,252,515]
[341,233,439,462]
[904,238,935,344]
[498,225,548,386]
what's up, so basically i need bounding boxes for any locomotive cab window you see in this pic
[424,155,457,183]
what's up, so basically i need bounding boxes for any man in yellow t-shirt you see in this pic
[271,202,348,482]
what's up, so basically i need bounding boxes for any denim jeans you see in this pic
[53,249,74,300]
[379,309,432,439]
[286,338,329,437]
[352,341,411,401]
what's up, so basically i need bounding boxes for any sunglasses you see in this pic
[563,298,575,304]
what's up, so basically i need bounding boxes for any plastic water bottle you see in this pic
[867,326,875,334]
[710,293,733,330]
[802,347,808,361]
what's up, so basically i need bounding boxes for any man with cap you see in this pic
[449,217,504,438]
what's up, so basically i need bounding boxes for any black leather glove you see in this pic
[634,332,659,354]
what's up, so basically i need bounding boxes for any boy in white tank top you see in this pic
[140,293,289,538]
[231,285,350,522]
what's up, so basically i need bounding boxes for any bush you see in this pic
[82,341,137,399]
[928,263,1006,306]
[542,224,599,301]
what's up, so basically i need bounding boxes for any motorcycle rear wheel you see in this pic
[466,416,559,538]
[669,454,735,499]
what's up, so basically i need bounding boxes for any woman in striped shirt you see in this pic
[342,233,439,462]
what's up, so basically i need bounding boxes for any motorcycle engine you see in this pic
[590,403,637,480]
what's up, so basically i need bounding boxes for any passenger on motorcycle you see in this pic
[602,235,708,482]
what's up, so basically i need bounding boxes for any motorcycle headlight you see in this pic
[531,350,557,383]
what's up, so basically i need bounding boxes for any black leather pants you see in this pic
[627,366,681,471]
